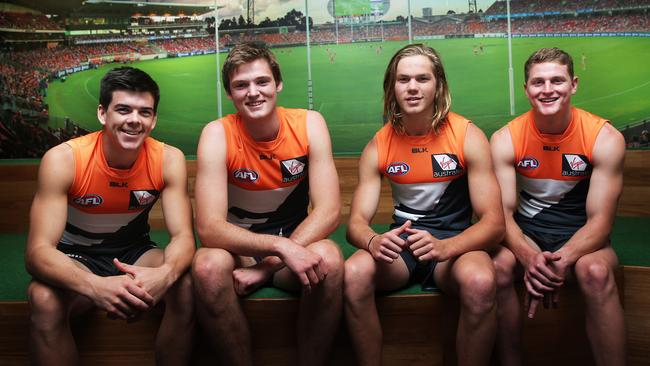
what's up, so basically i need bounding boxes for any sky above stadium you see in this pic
[167,0,496,23]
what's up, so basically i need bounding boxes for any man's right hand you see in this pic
[523,251,564,295]
[88,275,154,320]
[277,238,326,293]
[523,251,564,318]
[368,220,411,263]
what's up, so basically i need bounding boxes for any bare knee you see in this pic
[458,267,497,316]
[28,281,68,331]
[310,240,344,280]
[343,251,376,301]
[575,258,616,297]
[192,248,235,297]
[492,248,517,290]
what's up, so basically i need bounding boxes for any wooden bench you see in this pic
[0,152,648,365]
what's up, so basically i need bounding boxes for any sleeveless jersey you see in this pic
[60,131,164,247]
[222,107,310,234]
[508,107,607,235]
[376,112,472,233]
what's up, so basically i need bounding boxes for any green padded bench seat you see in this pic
[2,218,649,301]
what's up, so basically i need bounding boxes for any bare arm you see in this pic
[256,111,341,271]
[554,124,625,267]
[490,127,541,264]
[346,138,410,263]
[159,145,195,278]
[288,110,341,245]
[491,126,563,308]
[408,124,505,261]
[25,144,152,317]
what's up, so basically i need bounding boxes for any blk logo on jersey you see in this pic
[233,168,259,183]
[281,156,307,183]
[517,157,539,169]
[431,154,463,178]
[562,154,591,176]
[73,194,103,207]
[386,162,410,176]
[128,190,159,210]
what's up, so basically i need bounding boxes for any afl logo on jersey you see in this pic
[386,162,410,176]
[517,157,539,169]
[73,194,103,207]
[234,168,259,183]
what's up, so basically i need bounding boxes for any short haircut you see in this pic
[383,43,451,133]
[222,42,282,95]
[99,67,160,113]
[524,47,574,82]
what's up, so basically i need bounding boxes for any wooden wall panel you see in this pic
[1,151,647,232]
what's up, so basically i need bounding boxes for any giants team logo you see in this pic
[517,156,539,170]
[386,162,410,176]
[128,190,159,210]
[281,156,307,183]
[562,154,591,177]
[233,168,259,183]
[73,194,103,207]
[431,154,463,178]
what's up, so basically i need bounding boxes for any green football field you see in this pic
[46,37,650,156]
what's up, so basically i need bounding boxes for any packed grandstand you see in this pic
[1,0,649,157]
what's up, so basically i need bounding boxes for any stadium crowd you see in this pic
[485,0,650,15]
[0,12,62,30]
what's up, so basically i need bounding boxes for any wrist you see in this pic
[366,234,379,252]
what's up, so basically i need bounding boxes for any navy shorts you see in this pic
[57,237,158,277]
[391,223,462,291]
[514,215,575,252]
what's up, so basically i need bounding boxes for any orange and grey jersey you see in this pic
[509,107,607,235]
[60,131,164,247]
[222,107,310,234]
[376,112,472,233]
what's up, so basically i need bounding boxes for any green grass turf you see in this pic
[45,37,650,156]
[2,218,649,301]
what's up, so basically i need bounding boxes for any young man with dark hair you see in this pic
[344,44,505,366]
[491,47,626,366]
[26,67,195,365]
[192,43,343,366]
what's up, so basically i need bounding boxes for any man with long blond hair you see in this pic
[344,43,505,366]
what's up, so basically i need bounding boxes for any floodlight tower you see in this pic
[247,0,254,26]
[468,0,477,13]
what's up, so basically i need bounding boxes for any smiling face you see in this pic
[525,61,578,119]
[394,55,437,123]
[227,58,282,123]
[97,90,157,153]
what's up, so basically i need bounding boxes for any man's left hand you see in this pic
[113,259,173,305]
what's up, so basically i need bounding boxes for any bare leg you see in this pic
[28,280,93,366]
[343,249,410,366]
[156,273,195,365]
[492,246,523,366]
[274,239,344,366]
[435,251,497,366]
[133,249,195,365]
[192,247,252,366]
[573,246,626,366]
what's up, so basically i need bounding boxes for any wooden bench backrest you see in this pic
[1,151,648,232]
